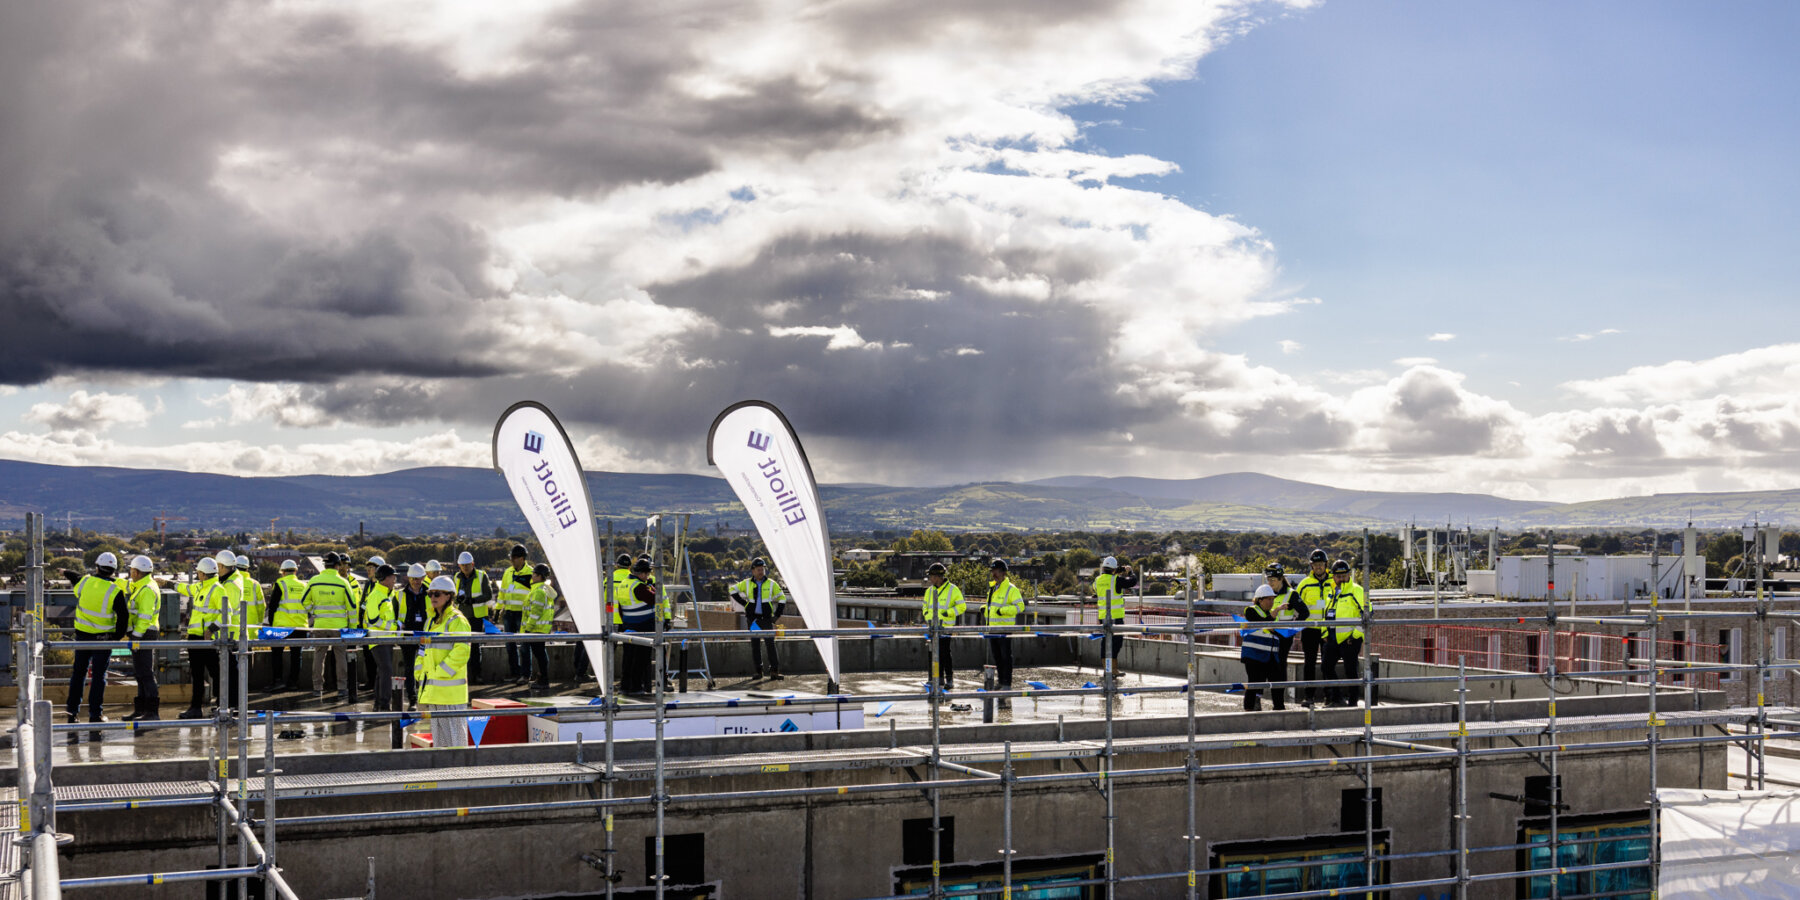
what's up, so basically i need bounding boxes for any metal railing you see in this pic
[6,525,1792,899]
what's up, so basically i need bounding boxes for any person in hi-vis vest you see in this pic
[1293,549,1333,707]
[922,563,964,691]
[454,552,493,685]
[1321,559,1370,708]
[984,559,1023,690]
[64,552,128,724]
[730,557,787,679]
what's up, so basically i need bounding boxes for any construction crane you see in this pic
[268,517,281,540]
[152,513,188,545]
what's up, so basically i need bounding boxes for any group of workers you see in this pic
[62,539,1373,734]
[60,545,565,744]
[1239,549,1370,710]
[920,556,1136,695]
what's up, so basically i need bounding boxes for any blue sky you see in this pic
[1071,0,1799,409]
[3,0,1797,501]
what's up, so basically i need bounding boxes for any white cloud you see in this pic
[1426,333,1457,342]
[1277,339,1302,354]
[0,428,488,476]
[202,384,334,429]
[1560,328,1623,343]
[767,325,883,351]
[1393,357,1437,366]
[21,390,159,433]
[1563,343,1800,405]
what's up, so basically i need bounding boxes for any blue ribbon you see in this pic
[257,627,295,639]
[467,716,490,745]
[482,619,504,634]
[338,628,367,639]
[1026,681,1051,690]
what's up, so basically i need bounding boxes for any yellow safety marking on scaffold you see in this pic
[605,814,614,832]
[837,786,848,795]
[761,764,790,773]
[403,782,437,791]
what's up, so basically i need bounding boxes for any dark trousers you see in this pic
[573,641,590,679]
[68,631,111,716]
[133,629,160,701]
[399,645,419,705]
[748,615,779,674]
[527,642,549,686]
[621,621,654,693]
[988,636,1014,688]
[188,647,220,711]
[933,636,955,688]
[459,602,486,682]
[1300,629,1324,703]
[1242,657,1286,711]
[1109,633,1125,668]
[504,610,524,676]
[1324,636,1363,706]
[361,647,377,689]
[369,646,394,709]
[271,640,303,687]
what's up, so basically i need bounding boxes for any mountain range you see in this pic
[0,460,1793,536]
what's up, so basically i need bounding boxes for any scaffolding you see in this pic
[4,521,1795,899]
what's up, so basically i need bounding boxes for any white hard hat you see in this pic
[198,558,219,575]
[236,556,251,569]
[425,559,442,573]
[408,563,427,579]
[279,559,298,571]
[457,551,475,565]
[129,555,154,573]
[428,575,455,593]
[367,555,386,567]
[1254,584,1276,599]
[1101,556,1118,569]
[95,551,118,570]
[215,550,236,567]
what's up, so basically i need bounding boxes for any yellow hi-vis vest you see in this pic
[1323,580,1369,643]
[125,575,161,636]
[301,570,355,629]
[731,577,786,618]
[985,579,1023,627]
[181,577,226,637]
[609,567,632,625]
[237,572,265,626]
[922,582,965,627]
[272,575,309,627]
[362,582,397,633]
[1294,574,1332,624]
[499,565,532,612]
[72,574,121,635]
[1094,572,1126,621]
[459,569,490,618]
[617,575,655,626]
[417,605,471,705]
[522,584,556,634]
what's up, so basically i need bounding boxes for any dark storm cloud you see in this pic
[306,229,1149,445]
[0,0,898,387]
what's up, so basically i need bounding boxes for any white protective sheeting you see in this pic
[1658,787,1800,898]
[492,401,607,696]
[707,401,839,684]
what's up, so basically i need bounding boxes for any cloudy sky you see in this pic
[3,0,1796,502]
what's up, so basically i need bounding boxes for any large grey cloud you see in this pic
[0,0,904,386]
